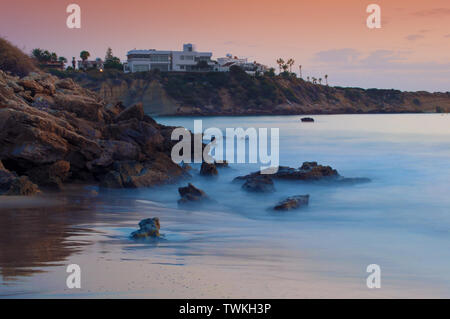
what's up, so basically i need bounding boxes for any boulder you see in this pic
[0,161,16,191]
[200,162,218,176]
[6,176,40,196]
[214,160,229,168]
[131,217,161,239]
[242,175,275,193]
[26,160,70,189]
[114,103,145,122]
[274,195,310,211]
[178,183,209,204]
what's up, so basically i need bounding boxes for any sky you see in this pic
[1,0,449,92]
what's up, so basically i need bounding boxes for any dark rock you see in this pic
[26,160,70,189]
[114,103,145,122]
[6,176,40,196]
[131,217,161,239]
[0,161,16,191]
[214,160,229,168]
[274,195,309,211]
[200,162,218,176]
[242,175,275,193]
[178,183,209,204]
[301,117,314,122]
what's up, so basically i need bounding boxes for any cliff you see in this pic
[52,68,450,116]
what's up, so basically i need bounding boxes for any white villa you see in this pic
[123,44,215,73]
[123,44,268,75]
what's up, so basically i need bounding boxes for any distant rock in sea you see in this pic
[274,195,310,211]
[301,117,314,122]
[178,183,209,204]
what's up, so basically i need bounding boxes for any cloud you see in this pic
[406,34,425,41]
[412,8,450,17]
[313,48,361,64]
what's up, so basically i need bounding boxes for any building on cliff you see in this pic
[123,43,215,73]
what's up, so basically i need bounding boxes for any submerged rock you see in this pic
[178,183,209,204]
[131,217,161,239]
[242,175,275,193]
[274,195,309,211]
[200,162,218,176]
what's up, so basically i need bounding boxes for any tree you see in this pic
[32,48,43,61]
[299,65,302,78]
[80,50,90,61]
[265,68,276,77]
[325,74,328,86]
[276,58,285,74]
[307,76,310,82]
[319,78,322,85]
[286,58,295,72]
[58,56,68,64]
[104,47,123,70]
[105,47,113,61]
[50,52,58,62]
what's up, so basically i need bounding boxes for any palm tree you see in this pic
[286,58,295,73]
[299,65,302,78]
[276,58,285,74]
[319,78,322,85]
[80,51,90,70]
[325,74,328,86]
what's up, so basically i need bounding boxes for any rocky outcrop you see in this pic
[6,176,40,196]
[235,162,370,185]
[274,195,309,211]
[178,183,209,204]
[200,162,218,176]
[242,175,275,193]
[301,117,314,122]
[0,70,186,193]
[131,217,161,239]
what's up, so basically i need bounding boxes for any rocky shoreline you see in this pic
[0,70,189,195]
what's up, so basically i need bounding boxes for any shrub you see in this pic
[0,37,37,76]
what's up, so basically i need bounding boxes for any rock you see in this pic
[200,162,218,176]
[6,176,40,196]
[131,217,161,239]
[0,70,190,193]
[114,103,145,122]
[301,117,314,122]
[274,195,309,211]
[214,160,229,168]
[235,162,339,182]
[178,183,209,204]
[242,175,275,193]
[55,78,76,90]
[0,161,16,191]
[18,79,44,95]
[26,160,70,189]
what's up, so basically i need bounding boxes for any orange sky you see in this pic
[1,0,449,91]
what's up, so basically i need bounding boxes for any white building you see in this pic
[216,53,268,75]
[124,44,215,73]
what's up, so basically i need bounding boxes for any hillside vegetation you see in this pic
[50,67,450,116]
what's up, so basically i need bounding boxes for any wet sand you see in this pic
[0,189,442,298]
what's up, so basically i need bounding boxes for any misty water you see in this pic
[1,114,449,297]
